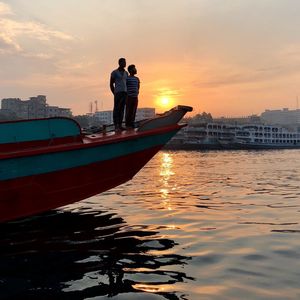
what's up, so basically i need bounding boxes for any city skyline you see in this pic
[3,94,300,120]
[1,1,300,116]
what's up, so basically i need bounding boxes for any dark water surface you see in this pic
[1,150,300,299]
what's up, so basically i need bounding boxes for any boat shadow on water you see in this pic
[0,208,192,300]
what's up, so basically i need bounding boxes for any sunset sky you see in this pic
[1,0,300,116]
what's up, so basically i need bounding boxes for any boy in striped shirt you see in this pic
[125,64,140,128]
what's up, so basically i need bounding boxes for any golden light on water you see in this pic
[159,153,175,211]
[160,153,174,179]
[133,283,165,293]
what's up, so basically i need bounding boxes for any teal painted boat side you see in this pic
[0,130,176,181]
[0,118,81,144]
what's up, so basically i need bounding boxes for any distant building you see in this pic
[213,115,261,124]
[93,110,113,124]
[188,112,213,124]
[261,108,300,126]
[136,108,156,121]
[1,95,72,119]
[0,109,18,121]
[92,107,156,125]
[1,98,28,119]
[28,95,47,119]
[46,106,72,118]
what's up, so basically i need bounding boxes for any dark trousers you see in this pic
[113,92,127,128]
[125,96,138,127]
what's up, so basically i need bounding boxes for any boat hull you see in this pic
[0,146,162,222]
[0,128,179,222]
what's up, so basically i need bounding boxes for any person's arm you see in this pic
[138,77,140,92]
[110,74,115,95]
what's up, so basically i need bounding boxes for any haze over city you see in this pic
[1,0,300,116]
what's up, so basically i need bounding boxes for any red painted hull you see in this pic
[0,145,161,222]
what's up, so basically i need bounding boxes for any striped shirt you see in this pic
[126,76,140,97]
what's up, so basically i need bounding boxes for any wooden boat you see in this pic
[0,105,192,222]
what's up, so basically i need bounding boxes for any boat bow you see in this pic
[0,105,192,222]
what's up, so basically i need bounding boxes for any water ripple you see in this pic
[1,150,300,299]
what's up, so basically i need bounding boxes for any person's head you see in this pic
[118,58,126,69]
[128,64,137,75]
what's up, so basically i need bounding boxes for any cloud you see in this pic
[195,71,271,88]
[155,87,182,97]
[0,27,21,52]
[193,48,300,89]
[0,2,12,15]
[279,43,300,62]
[0,2,74,56]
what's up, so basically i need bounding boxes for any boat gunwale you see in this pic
[0,123,186,160]
[0,116,82,128]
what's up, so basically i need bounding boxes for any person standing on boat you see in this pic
[125,64,140,129]
[110,58,128,131]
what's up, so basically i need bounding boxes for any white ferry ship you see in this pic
[167,123,300,150]
[220,123,300,149]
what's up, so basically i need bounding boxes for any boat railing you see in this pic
[82,106,193,135]
[81,118,152,135]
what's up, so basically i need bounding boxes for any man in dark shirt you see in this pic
[110,58,128,131]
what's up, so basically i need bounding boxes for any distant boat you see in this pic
[166,122,300,150]
[219,124,300,149]
[0,105,192,222]
[165,123,223,150]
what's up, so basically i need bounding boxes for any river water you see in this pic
[1,150,300,300]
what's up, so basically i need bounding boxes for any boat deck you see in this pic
[0,129,139,157]
[83,128,138,144]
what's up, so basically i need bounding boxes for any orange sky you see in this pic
[1,0,300,116]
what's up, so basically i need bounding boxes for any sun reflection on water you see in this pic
[133,283,165,293]
[159,153,175,211]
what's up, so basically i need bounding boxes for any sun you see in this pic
[160,97,170,106]
[156,96,173,111]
